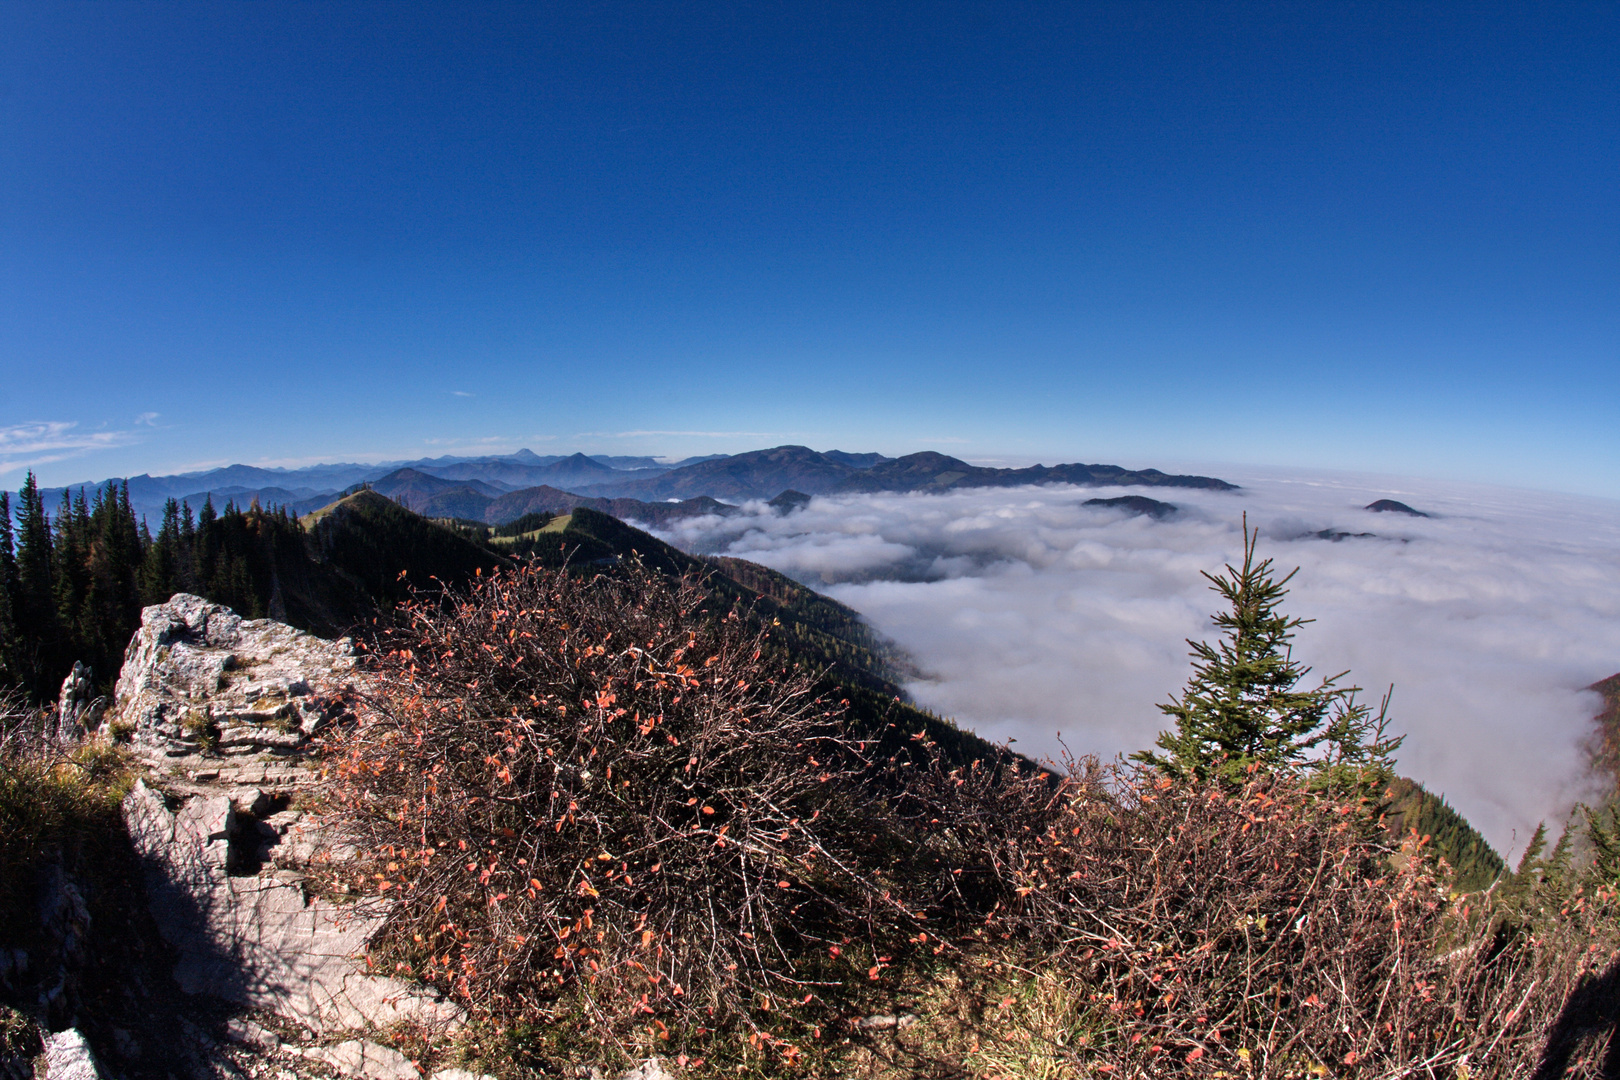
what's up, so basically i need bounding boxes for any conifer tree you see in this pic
[195,495,219,589]
[0,492,17,685]
[1134,518,1402,796]
[52,488,89,647]
[1585,805,1620,884]
[12,473,60,693]
[141,498,183,604]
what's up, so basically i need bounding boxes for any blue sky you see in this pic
[2,2,1616,495]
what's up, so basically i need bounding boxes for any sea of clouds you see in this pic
[639,467,1620,857]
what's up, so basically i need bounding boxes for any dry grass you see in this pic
[0,689,136,945]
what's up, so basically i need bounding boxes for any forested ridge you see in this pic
[0,475,507,700]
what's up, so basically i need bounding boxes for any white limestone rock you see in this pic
[123,780,462,1034]
[300,1040,418,1080]
[428,1070,497,1080]
[113,593,357,765]
[42,1029,103,1080]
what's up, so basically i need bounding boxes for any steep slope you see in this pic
[1382,777,1506,891]
[1586,673,1620,797]
[400,486,495,521]
[508,508,1020,769]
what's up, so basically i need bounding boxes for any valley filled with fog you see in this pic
[644,468,1620,856]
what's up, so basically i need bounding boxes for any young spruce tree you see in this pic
[1134,517,1401,797]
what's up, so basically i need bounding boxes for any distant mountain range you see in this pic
[23,445,1236,527]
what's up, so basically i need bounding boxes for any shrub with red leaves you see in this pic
[322,561,915,1042]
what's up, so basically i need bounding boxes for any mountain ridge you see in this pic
[20,445,1236,524]
[574,445,1237,502]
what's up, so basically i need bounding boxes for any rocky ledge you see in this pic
[117,595,462,1028]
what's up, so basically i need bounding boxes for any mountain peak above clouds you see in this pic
[1366,499,1429,517]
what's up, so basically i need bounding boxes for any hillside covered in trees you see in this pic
[0,475,504,701]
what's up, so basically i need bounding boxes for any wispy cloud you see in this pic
[644,470,1620,857]
[0,421,140,476]
[135,411,161,427]
[451,391,475,398]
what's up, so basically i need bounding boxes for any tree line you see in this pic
[0,471,309,701]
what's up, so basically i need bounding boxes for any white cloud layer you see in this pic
[643,467,1620,857]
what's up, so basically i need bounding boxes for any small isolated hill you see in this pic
[525,451,651,488]
[1084,495,1177,518]
[369,468,504,520]
[768,489,813,514]
[370,467,504,501]
[1366,499,1429,516]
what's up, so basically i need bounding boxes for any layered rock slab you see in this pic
[114,595,462,1036]
[114,592,355,774]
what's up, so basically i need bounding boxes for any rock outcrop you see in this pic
[42,1029,105,1080]
[54,662,106,744]
[114,592,354,783]
[112,595,462,1037]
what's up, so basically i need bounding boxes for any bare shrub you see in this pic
[322,562,916,1057]
[894,752,1620,1078]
